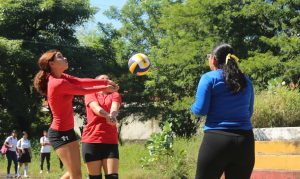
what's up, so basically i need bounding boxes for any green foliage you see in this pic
[240,52,285,89]
[253,87,300,128]
[141,122,189,178]
[141,122,174,168]
[0,37,37,137]
[0,0,106,138]
[0,0,95,44]
[104,0,300,130]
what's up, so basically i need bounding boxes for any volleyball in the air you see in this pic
[128,53,151,76]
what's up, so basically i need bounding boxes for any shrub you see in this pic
[252,87,300,128]
[141,122,189,178]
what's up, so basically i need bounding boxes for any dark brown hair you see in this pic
[33,50,59,95]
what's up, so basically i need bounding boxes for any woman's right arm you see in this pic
[4,137,11,148]
[16,140,22,153]
[191,75,212,116]
[40,137,44,146]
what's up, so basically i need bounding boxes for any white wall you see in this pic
[254,127,300,141]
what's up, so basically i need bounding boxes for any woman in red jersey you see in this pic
[81,74,121,179]
[33,50,118,179]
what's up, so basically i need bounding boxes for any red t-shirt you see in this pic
[81,92,122,144]
[48,73,108,131]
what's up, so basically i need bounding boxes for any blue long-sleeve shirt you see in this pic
[191,69,254,131]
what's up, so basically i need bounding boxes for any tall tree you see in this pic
[0,0,98,136]
[105,0,300,135]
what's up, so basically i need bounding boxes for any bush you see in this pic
[141,122,189,178]
[252,87,300,128]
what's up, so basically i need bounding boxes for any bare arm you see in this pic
[88,101,115,125]
[110,101,121,122]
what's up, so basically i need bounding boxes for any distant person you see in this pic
[40,130,51,174]
[16,131,32,178]
[82,74,122,179]
[4,130,18,178]
[191,43,255,179]
[33,50,119,179]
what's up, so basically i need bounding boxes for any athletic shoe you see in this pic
[40,170,43,174]
[24,175,29,178]
[6,174,13,178]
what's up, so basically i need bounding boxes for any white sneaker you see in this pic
[24,175,29,178]
[40,170,43,174]
[6,174,12,178]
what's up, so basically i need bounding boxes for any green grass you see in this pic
[0,136,202,179]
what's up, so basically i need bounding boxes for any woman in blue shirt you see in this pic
[191,43,254,179]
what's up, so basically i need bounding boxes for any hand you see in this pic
[105,85,119,93]
[105,115,116,126]
[108,80,117,87]
[109,114,117,123]
[107,80,119,90]
[110,111,118,119]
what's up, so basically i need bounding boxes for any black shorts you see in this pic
[48,128,77,150]
[82,143,119,163]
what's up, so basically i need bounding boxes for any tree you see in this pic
[0,0,99,136]
[104,0,300,134]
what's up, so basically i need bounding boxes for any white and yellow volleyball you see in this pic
[128,53,151,76]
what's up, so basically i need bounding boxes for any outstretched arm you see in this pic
[58,79,117,96]
[62,73,109,86]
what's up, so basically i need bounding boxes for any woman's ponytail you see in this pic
[223,54,246,94]
[34,70,49,96]
[212,44,246,94]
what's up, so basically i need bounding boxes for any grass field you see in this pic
[0,136,202,179]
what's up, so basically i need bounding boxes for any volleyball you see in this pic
[128,53,151,76]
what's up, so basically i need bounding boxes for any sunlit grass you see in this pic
[0,136,202,179]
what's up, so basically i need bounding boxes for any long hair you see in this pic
[33,50,59,95]
[212,43,246,94]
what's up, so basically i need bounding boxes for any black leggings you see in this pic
[40,153,50,171]
[6,150,18,175]
[195,130,255,179]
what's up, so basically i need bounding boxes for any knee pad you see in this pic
[89,174,102,179]
[105,173,118,179]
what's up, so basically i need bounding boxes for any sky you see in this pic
[83,0,127,30]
